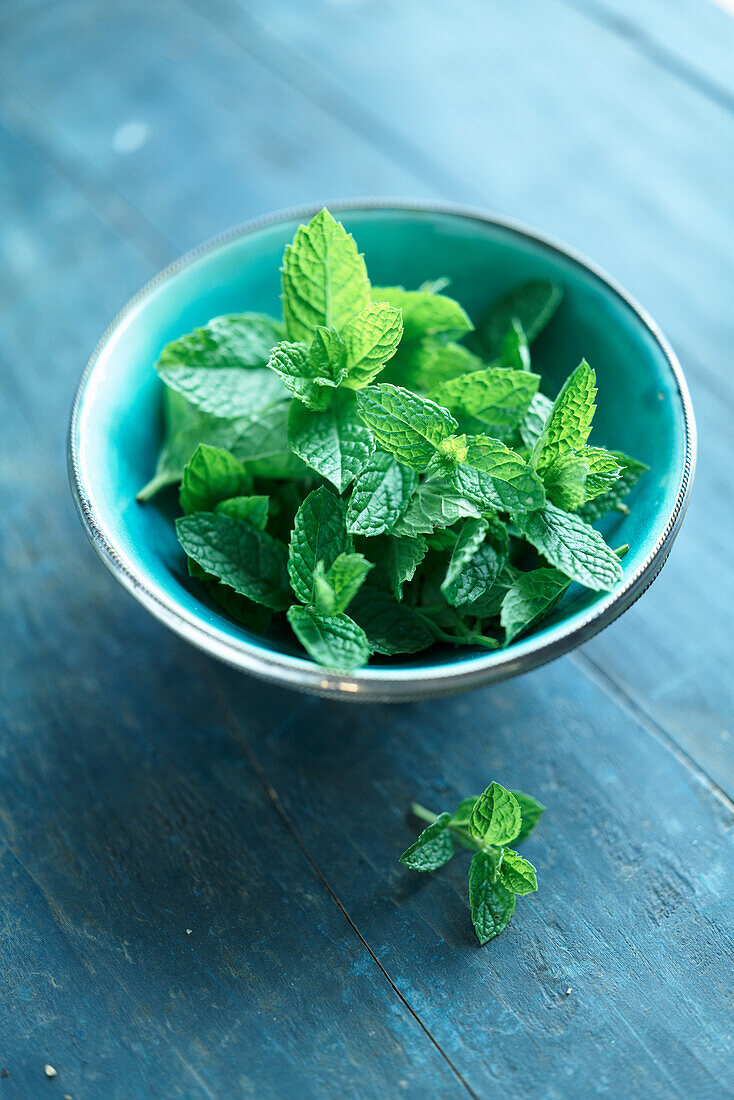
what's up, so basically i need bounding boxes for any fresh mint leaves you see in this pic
[401,781,545,944]
[140,208,646,670]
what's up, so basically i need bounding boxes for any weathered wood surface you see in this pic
[0,0,732,1096]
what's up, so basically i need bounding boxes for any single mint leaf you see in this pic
[370,286,473,342]
[468,852,516,944]
[543,451,590,512]
[442,519,506,610]
[463,436,546,513]
[157,312,284,372]
[356,384,458,470]
[346,450,418,537]
[501,566,571,643]
[342,302,403,388]
[313,552,373,616]
[473,280,562,360]
[267,341,340,411]
[520,391,554,449]
[392,480,482,538]
[215,495,269,530]
[177,512,290,610]
[281,209,371,341]
[434,368,540,442]
[229,402,307,479]
[451,796,479,827]
[510,791,546,843]
[514,503,623,591]
[381,534,429,600]
[403,340,484,392]
[400,813,456,871]
[179,444,252,515]
[159,364,284,420]
[349,589,436,655]
[469,782,522,846]
[500,318,531,371]
[499,849,538,895]
[288,486,351,607]
[310,325,348,383]
[288,394,374,491]
[533,359,597,473]
[578,451,648,522]
[287,605,369,670]
[583,447,623,499]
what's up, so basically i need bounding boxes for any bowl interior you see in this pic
[73,206,689,678]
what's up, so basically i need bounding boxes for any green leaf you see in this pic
[468,852,516,944]
[403,340,484,392]
[370,286,473,341]
[380,534,429,600]
[179,444,252,515]
[451,796,479,827]
[473,280,562,360]
[267,339,344,410]
[288,486,351,607]
[310,325,348,383]
[469,782,522,846]
[159,364,285,420]
[288,394,374,491]
[349,589,436,655]
[281,208,371,341]
[176,512,290,610]
[433,368,540,441]
[215,495,269,530]
[312,553,373,616]
[501,566,571,643]
[500,318,531,371]
[514,503,623,591]
[287,605,370,670]
[356,384,458,470]
[543,451,590,511]
[342,302,404,387]
[463,436,546,513]
[532,359,597,473]
[499,849,538,895]
[578,451,648,522]
[392,480,482,538]
[519,391,554,449]
[400,813,456,871]
[346,450,418,537]
[583,447,623,499]
[510,790,546,843]
[229,402,307,479]
[441,518,506,610]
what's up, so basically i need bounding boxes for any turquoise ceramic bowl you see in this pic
[69,202,695,701]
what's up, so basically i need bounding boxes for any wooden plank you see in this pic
[0,125,465,1098]
[171,0,734,790]
[211,660,734,1099]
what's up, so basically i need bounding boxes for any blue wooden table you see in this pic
[1,1,732,1096]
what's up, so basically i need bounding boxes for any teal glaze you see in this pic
[69,204,694,698]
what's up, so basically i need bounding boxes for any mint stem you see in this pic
[410,801,483,851]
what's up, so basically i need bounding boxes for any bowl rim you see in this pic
[68,199,696,701]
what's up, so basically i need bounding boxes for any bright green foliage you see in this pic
[469,854,516,944]
[356,384,458,469]
[312,553,373,616]
[370,285,473,341]
[286,606,370,670]
[346,450,418,536]
[281,208,370,341]
[140,208,643,670]
[498,849,538,895]
[287,487,351,607]
[399,814,455,871]
[215,495,269,530]
[179,444,252,515]
[510,791,546,843]
[342,301,403,387]
[176,512,290,610]
[473,279,562,360]
[501,567,571,643]
[288,394,374,491]
[470,782,523,846]
[514,503,623,591]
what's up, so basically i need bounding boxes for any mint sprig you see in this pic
[400,782,545,944]
[139,207,647,670]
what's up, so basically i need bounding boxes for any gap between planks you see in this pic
[205,670,481,1100]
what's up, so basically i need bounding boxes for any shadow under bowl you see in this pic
[68,201,695,701]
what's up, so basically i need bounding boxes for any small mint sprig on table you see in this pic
[400,782,544,944]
